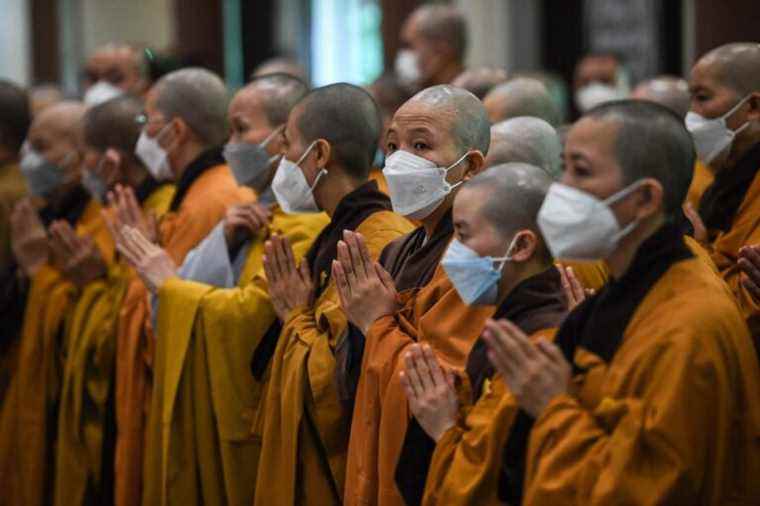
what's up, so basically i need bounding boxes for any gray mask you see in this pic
[222,127,283,193]
[19,143,72,197]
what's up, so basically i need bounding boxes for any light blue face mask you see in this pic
[441,236,517,306]
[19,144,72,197]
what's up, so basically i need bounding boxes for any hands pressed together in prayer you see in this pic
[48,220,106,287]
[263,234,314,321]
[223,202,272,252]
[483,319,571,418]
[102,184,176,293]
[558,264,594,311]
[332,230,399,334]
[10,197,49,276]
[399,343,459,442]
[738,244,760,303]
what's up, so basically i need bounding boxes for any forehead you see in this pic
[229,87,269,118]
[577,56,618,78]
[391,99,456,136]
[566,117,620,159]
[88,48,136,70]
[690,57,730,87]
[454,185,489,221]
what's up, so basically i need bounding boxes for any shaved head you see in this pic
[242,73,308,127]
[451,66,508,100]
[409,5,468,61]
[83,95,143,156]
[632,76,690,119]
[698,42,760,95]
[464,162,553,237]
[154,67,229,147]
[33,101,87,143]
[487,117,562,178]
[252,57,308,83]
[483,78,560,126]
[585,100,695,218]
[406,84,490,154]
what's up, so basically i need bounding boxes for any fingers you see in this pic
[411,345,436,392]
[374,262,398,297]
[496,319,536,360]
[403,347,426,396]
[343,231,368,279]
[399,371,418,403]
[264,239,281,280]
[421,344,447,388]
[298,259,312,290]
[332,260,351,308]
[124,186,143,226]
[336,241,356,285]
[536,338,567,365]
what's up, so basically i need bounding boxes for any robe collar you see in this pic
[556,222,693,370]
[134,175,163,205]
[699,142,760,233]
[380,207,454,292]
[168,146,225,212]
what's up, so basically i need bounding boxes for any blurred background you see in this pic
[1,0,758,115]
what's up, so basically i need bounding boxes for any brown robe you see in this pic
[399,266,567,506]
[253,181,414,506]
[524,224,760,505]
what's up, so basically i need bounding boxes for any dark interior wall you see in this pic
[241,0,275,79]
[31,0,60,84]
[174,0,224,75]
[693,0,760,61]
[380,0,422,71]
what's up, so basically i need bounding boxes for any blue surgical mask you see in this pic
[19,142,72,197]
[442,236,517,306]
[81,166,109,203]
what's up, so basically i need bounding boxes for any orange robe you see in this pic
[53,183,175,506]
[523,228,760,505]
[114,157,253,506]
[0,196,114,506]
[344,264,497,506]
[254,182,413,506]
[686,160,714,210]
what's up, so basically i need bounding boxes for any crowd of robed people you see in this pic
[1,5,760,506]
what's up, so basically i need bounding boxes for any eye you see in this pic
[386,142,398,153]
[413,141,429,151]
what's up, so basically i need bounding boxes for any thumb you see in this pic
[375,262,397,296]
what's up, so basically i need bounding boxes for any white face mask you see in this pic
[575,77,630,113]
[685,95,751,165]
[395,49,421,87]
[84,80,124,107]
[272,141,326,214]
[537,181,644,261]
[382,150,468,220]
[135,124,174,182]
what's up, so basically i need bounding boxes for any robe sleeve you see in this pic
[524,326,733,506]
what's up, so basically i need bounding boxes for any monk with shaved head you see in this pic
[82,43,149,105]
[338,84,496,506]
[399,163,567,505]
[683,43,760,332]
[632,75,691,119]
[0,100,118,506]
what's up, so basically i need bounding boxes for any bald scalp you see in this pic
[585,100,695,218]
[488,117,562,178]
[412,5,468,61]
[35,101,87,142]
[451,66,508,100]
[243,73,308,127]
[464,162,552,238]
[154,67,229,147]
[90,42,148,79]
[83,95,143,156]
[484,77,560,126]
[700,42,760,95]
[632,76,690,119]
[409,84,491,155]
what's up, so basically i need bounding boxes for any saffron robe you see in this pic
[142,205,328,506]
[523,225,760,505]
[115,149,253,506]
[53,181,175,506]
[344,259,497,506]
[686,160,714,210]
[253,182,413,506]
[415,267,567,506]
[0,191,114,506]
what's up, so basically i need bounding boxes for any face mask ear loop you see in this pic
[442,151,471,192]
[602,179,648,207]
[261,124,285,148]
[492,233,521,269]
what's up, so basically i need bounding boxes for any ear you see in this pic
[462,150,486,181]
[313,138,332,170]
[634,178,664,220]
[509,230,539,263]
[167,117,189,150]
[747,91,760,122]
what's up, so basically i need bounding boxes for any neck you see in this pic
[605,214,665,279]
[315,169,365,217]
[421,201,451,237]
[433,61,463,87]
[496,259,549,305]
[48,181,82,213]
[172,143,207,181]
[125,163,149,189]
